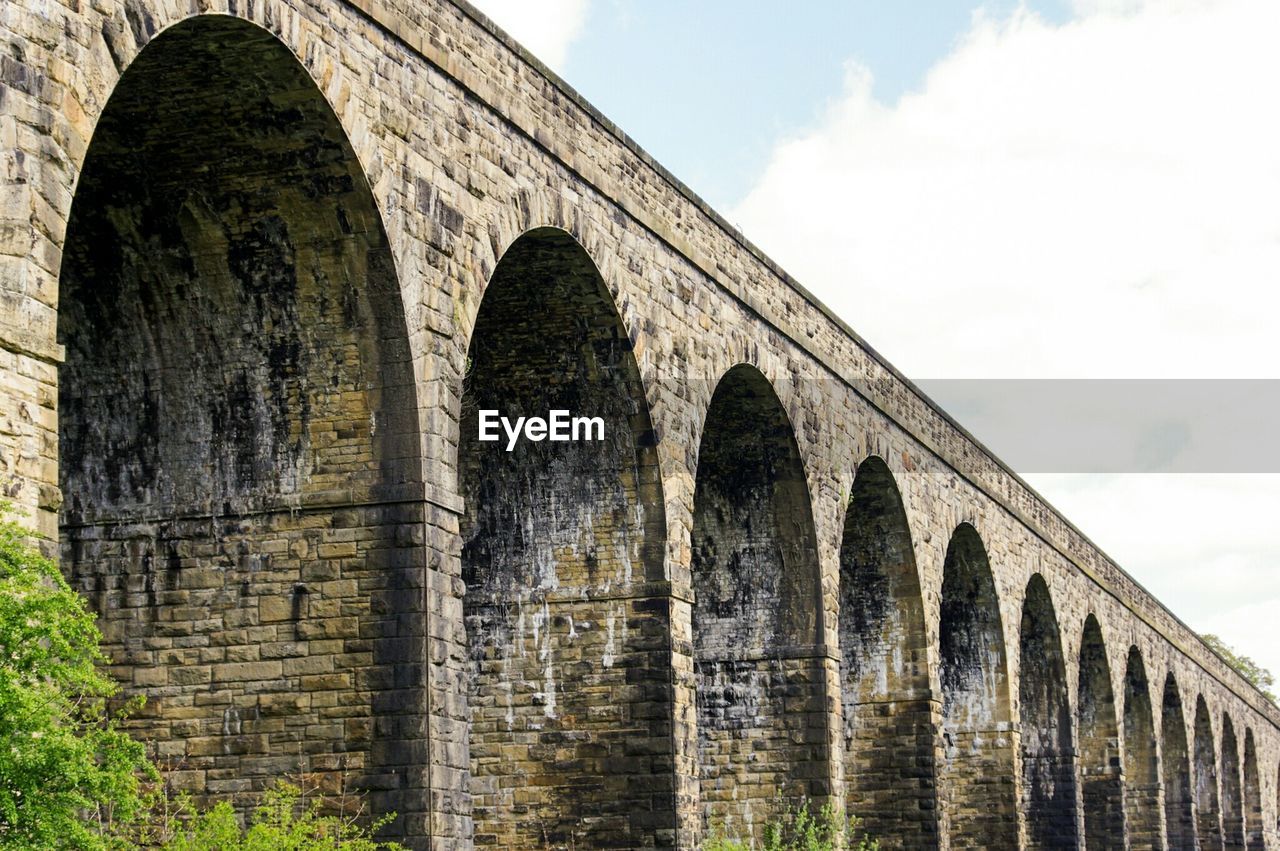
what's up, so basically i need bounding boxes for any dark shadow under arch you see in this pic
[1243,729,1264,850]
[1223,715,1246,849]
[1123,647,1162,850]
[57,14,427,839]
[691,364,827,844]
[1195,696,1225,850]
[458,227,670,848]
[1163,676,1196,850]
[938,524,1017,849]
[1019,575,1080,850]
[1078,615,1124,848]
[837,456,938,847]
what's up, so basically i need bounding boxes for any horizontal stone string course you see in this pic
[1,0,1278,848]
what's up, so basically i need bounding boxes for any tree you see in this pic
[1202,633,1276,704]
[0,517,405,849]
[0,516,153,849]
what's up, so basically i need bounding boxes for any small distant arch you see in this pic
[1222,714,1245,849]
[1077,615,1124,848]
[938,523,1017,848]
[1122,647,1161,850]
[1242,729,1264,850]
[1162,675,1195,848]
[458,227,669,847]
[691,363,827,843]
[1194,696,1225,850]
[1019,575,1080,850]
[837,456,938,844]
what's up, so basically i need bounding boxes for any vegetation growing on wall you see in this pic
[703,800,879,851]
[0,517,403,850]
[0,516,153,849]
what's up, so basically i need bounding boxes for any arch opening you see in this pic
[1243,730,1264,850]
[1122,647,1162,850]
[1195,697,1225,850]
[837,456,938,845]
[57,15,425,833]
[1018,575,1080,850]
[458,228,669,848]
[691,364,826,843]
[1223,715,1245,849]
[938,524,1017,848]
[1162,676,1196,849]
[1077,615,1124,848]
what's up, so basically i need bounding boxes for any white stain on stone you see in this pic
[602,608,616,668]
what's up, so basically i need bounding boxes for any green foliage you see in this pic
[1202,633,1277,703]
[703,800,879,851]
[160,782,406,851]
[0,515,154,850]
[0,514,403,849]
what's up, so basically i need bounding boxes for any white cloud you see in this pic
[468,0,590,71]
[733,0,1280,380]
[732,1,1280,680]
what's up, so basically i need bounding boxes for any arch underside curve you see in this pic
[1243,730,1264,850]
[57,13,427,839]
[1163,677,1196,850]
[1078,616,1124,848]
[938,524,1017,849]
[1223,715,1246,849]
[1195,697,1225,850]
[1123,647,1162,851]
[1018,576,1080,850]
[458,228,670,848]
[838,456,940,847]
[690,363,827,845]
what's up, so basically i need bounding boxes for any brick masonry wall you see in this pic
[690,365,829,844]
[1077,616,1126,848]
[1121,648,1164,850]
[837,457,939,846]
[458,229,672,847]
[2,0,1280,848]
[1163,676,1198,848]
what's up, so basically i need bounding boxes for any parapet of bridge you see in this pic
[0,1,1275,848]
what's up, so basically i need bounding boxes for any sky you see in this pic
[471,0,1280,689]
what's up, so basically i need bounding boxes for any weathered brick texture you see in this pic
[3,0,1280,848]
[1123,647,1164,850]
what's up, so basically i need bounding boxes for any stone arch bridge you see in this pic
[1,1,1276,848]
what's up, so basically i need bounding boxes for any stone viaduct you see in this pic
[1,0,1277,848]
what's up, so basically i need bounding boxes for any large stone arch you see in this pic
[837,455,938,847]
[1196,696,1225,850]
[1223,714,1246,849]
[1018,574,1080,850]
[1078,614,1124,849]
[690,363,826,843]
[1123,646,1163,850]
[1163,675,1196,849]
[938,523,1017,848]
[1243,729,1264,850]
[56,11,428,835]
[457,227,670,848]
